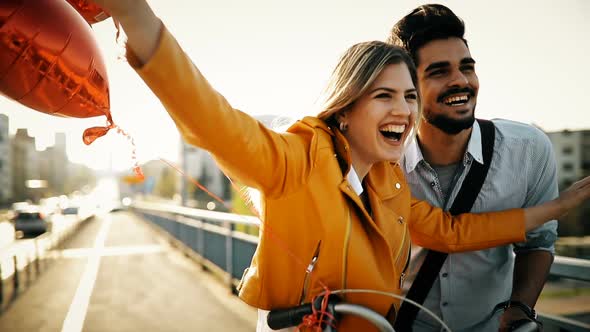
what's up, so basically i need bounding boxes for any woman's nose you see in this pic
[391,101,412,117]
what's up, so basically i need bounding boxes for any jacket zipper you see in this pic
[299,240,321,304]
[399,244,411,289]
[394,224,410,289]
[393,224,408,269]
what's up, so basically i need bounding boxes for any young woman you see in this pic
[93,1,590,331]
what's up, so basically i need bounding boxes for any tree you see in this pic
[155,168,178,199]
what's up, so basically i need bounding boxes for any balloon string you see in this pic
[299,287,336,331]
[109,123,144,180]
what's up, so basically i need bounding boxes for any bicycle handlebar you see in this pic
[267,295,539,332]
[267,295,394,332]
[267,302,314,330]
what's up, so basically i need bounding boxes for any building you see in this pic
[0,114,11,203]
[547,129,590,236]
[11,128,39,202]
[181,142,229,206]
[179,115,292,209]
[546,129,590,188]
[39,133,67,195]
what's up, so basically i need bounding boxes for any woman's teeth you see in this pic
[380,124,405,141]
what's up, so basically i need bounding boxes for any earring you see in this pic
[339,122,348,132]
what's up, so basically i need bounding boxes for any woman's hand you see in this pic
[90,0,138,19]
[524,175,590,231]
[91,0,161,65]
[555,175,590,217]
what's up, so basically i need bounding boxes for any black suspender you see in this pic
[394,119,496,331]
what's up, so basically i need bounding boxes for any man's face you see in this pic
[416,37,479,135]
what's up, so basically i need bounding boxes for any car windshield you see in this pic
[63,207,79,215]
[17,212,42,220]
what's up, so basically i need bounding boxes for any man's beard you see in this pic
[425,111,476,135]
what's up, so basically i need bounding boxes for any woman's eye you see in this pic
[405,94,417,100]
[376,93,390,99]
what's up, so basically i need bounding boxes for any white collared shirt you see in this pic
[402,119,558,331]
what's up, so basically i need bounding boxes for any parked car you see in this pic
[12,207,51,237]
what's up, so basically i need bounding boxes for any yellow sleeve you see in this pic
[127,25,314,197]
[409,198,526,252]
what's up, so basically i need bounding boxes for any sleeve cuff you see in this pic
[125,19,166,69]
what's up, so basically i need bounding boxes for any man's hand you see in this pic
[499,307,531,332]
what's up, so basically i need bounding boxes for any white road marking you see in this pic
[58,245,165,258]
[61,216,112,332]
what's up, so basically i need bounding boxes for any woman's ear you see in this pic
[336,111,350,132]
[336,111,348,124]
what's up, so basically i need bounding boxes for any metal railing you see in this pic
[132,201,590,332]
[0,216,88,313]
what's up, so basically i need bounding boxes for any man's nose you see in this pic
[448,70,469,87]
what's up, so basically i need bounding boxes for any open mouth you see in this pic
[379,124,406,142]
[442,94,470,107]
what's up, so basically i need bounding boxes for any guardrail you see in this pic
[0,216,89,313]
[131,201,590,332]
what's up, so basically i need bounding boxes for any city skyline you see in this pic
[1,0,589,171]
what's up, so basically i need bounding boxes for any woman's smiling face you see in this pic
[339,62,418,173]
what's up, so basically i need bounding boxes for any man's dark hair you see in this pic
[387,4,467,66]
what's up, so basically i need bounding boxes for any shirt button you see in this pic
[430,181,436,187]
[395,183,401,189]
[398,216,404,224]
[442,273,448,278]
[442,302,449,307]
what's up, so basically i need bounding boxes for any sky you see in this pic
[1,0,589,172]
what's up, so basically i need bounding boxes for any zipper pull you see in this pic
[307,255,319,273]
[299,241,322,304]
[307,240,321,273]
[399,272,406,289]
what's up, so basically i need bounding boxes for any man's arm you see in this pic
[499,251,553,329]
[512,251,554,306]
[500,130,559,331]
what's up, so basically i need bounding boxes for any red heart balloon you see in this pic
[1,0,144,180]
[0,0,110,120]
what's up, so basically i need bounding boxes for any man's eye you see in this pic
[461,65,475,72]
[429,69,445,76]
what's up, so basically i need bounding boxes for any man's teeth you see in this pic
[444,95,469,105]
[380,124,406,133]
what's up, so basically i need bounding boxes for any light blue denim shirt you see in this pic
[402,119,558,332]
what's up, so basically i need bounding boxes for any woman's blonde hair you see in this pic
[317,41,422,142]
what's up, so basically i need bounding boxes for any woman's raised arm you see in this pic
[93,1,160,65]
